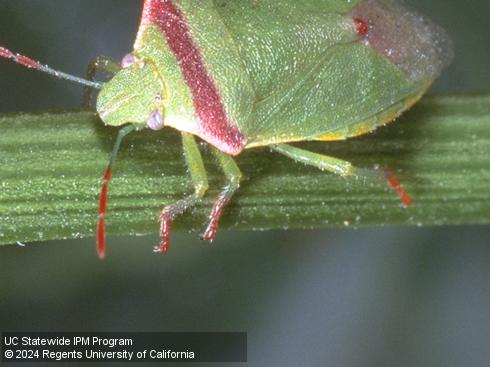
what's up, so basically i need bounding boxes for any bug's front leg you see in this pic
[82,55,121,107]
[201,149,242,242]
[156,133,209,253]
[272,144,412,207]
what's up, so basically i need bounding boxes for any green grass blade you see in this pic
[1,95,489,245]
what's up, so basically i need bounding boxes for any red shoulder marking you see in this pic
[140,0,246,155]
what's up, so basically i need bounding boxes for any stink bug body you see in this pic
[1,0,453,258]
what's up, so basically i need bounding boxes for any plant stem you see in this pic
[1,95,489,245]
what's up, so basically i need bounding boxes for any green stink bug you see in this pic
[0,0,453,258]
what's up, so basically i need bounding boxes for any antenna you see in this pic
[0,46,103,90]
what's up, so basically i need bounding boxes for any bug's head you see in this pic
[97,54,164,130]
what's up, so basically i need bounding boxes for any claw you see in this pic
[153,245,168,254]
[201,219,218,242]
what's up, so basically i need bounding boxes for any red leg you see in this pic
[158,212,172,254]
[201,186,237,241]
[96,166,112,259]
[385,169,413,207]
[271,144,412,208]
[201,150,242,242]
[154,133,208,253]
[95,125,135,259]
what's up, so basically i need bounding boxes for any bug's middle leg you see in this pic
[156,132,209,253]
[201,148,242,241]
[82,56,121,107]
[271,144,412,206]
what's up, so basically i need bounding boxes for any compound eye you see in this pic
[147,110,164,131]
[121,53,136,68]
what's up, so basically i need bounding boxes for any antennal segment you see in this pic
[0,46,103,90]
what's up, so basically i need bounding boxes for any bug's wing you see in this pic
[211,0,451,147]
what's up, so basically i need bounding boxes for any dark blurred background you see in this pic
[0,1,488,366]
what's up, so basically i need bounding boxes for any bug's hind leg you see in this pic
[271,144,412,207]
[156,133,209,253]
[82,56,121,107]
[201,149,242,241]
